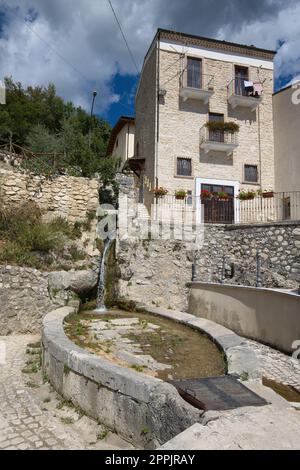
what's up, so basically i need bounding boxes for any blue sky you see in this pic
[0,1,299,126]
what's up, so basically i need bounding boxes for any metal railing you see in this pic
[227,77,263,98]
[238,191,300,224]
[142,192,300,225]
[182,67,214,91]
[199,125,238,146]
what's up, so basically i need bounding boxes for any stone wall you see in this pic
[117,220,300,311]
[0,265,99,335]
[0,266,66,335]
[0,168,100,223]
[189,282,300,353]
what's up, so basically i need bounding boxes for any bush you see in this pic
[0,202,79,268]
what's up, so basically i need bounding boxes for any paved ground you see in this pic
[245,339,300,391]
[0,335,135,450]
[0,333,299,450]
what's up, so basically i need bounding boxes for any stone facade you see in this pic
[135,30,276,212]
[0,168,100,223]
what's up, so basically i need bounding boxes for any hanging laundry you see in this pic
[244,80,253,88]
[253,83,263,96]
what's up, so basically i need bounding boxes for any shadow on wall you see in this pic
[227,106,257,124]
[199,150,234,166]
[179,97,209,115]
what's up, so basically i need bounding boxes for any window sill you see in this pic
[174,175,194,179]
[242,181,259,185]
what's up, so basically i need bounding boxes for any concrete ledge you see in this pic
[137,305,260,380]
[42,307,203,449]
[189,282,300,353]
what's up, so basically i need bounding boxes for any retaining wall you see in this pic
[189,282,300,353]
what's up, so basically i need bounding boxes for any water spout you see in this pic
[95,237,113,313]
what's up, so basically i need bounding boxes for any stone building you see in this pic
[273,81,300,193]
[135,29,276,222]
[106,115,135,167]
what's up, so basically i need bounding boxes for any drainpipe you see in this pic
[155,31,161,190]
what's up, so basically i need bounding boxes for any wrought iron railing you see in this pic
[199,125,238,146]
[227,77,263,98]
[182,68,214,91]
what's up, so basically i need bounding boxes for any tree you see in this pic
[0,77,112,178]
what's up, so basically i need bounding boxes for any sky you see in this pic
[0,0,300,125]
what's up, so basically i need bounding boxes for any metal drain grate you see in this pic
[169,376,268,411]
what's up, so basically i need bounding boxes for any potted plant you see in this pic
[237,190,256,201]
[262,190,274,199]
[201,189,212,199]
[175,189,187,200]
[153,187,168,197]
[217,191,229,200]
[205,121,240,133]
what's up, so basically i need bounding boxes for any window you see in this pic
[209,113,224,142]
[177,158,192,176]
[235,66,249,96]
[116,138,118,148]
[187,57,202,89]
[244,164,258,183]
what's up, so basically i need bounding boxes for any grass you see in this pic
[27,342,41,349]
[131,364,145,373]
[97,428,109,441]
[60,417,74,425]
[0,200,93,269]
[26,381,40,389]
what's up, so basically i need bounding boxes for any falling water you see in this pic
[95,237,113,312]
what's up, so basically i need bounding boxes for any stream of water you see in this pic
[95,237,113,312]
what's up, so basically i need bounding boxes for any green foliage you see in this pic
[0,201,90,268]
[205,121,240,133]
[0,77,112,178]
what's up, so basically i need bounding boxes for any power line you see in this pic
[107,0,140,75]
[9,8,93,87]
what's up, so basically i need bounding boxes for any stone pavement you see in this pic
[160,382,300,450]
[0,333,299,450]
[245,339,300,391]
[0,335,135,450]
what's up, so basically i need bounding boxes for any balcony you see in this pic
[180,71,214,104]
[199,125,238,156]
[228,77,263,111]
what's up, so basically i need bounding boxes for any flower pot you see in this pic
[175,195,185,200]
[262,192,274,199]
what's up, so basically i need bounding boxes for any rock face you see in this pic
[0,266,66,335]
[117,223,300,311]
[0,265,99,335]
[48,269,98,295]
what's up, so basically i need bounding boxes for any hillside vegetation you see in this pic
[0,77,118,179]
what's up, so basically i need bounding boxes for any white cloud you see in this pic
[0,0,299,114]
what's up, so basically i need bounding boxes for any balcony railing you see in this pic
[228,77,263,111]
[199,125,238,156]
[180,70,214,104]
[145,192,300,225]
